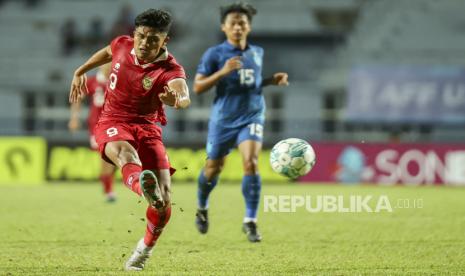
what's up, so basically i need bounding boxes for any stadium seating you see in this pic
[0,0,463,143]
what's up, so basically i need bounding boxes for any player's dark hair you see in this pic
[220,2,257,23]
[135,9,172,33]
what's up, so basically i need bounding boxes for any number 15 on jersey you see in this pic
[239,69,254,86]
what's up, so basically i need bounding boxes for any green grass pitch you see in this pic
[1,182,465,275]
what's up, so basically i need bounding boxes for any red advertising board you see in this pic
[300,142,465,186]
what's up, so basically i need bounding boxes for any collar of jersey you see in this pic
[130,47,169,68]
[223,40,250,51]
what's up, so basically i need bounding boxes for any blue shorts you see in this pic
[206,122,264,160]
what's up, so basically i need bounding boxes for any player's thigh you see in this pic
[238,139,262,160]
[104,141,140,167]
[238,140,262,173]
[237,123,263,172]
[95,122,138,167]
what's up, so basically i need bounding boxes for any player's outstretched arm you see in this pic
[193,56,242,95]
[69,46,112,103]
[159,78,191,109]
[262,72,289,87]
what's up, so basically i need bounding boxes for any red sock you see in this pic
[144,206,171,247]
[122,163,142,196]
[100,174,114,194]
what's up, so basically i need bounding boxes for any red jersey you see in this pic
[86,74,106,131]
[99,35,186,125]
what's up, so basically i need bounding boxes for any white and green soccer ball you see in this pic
[270,138,316,179]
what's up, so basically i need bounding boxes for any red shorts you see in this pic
[94,121,170,170]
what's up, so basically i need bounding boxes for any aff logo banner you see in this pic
[347,65,465,123]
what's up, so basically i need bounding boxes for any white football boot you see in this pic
[125,238,153,271]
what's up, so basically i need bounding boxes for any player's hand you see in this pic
[68,118,81,133]
[159,86,178,107]
[220,56,242,75]
[69,73,88,103]
[271,72,289,86]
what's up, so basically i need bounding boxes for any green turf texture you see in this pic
[1,182,465,275]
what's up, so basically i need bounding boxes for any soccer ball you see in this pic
[270,138,316,179]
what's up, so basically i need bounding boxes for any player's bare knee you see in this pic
[205,166,222,180]
[243,158,259,174]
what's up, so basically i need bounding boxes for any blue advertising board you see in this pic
[346,65,465,123]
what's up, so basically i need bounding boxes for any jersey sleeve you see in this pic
[158,64,186,87]
[196,47,218,76]
[110,35,130,57]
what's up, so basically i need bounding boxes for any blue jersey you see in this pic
[197,41,265,128]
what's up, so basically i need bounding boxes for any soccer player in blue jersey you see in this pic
[193,2,289,242]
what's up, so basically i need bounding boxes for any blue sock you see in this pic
[197,170,218,209]
[241,174,261,220]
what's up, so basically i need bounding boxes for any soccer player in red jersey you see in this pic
[68,63,117,202]
[68,9,190,271]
